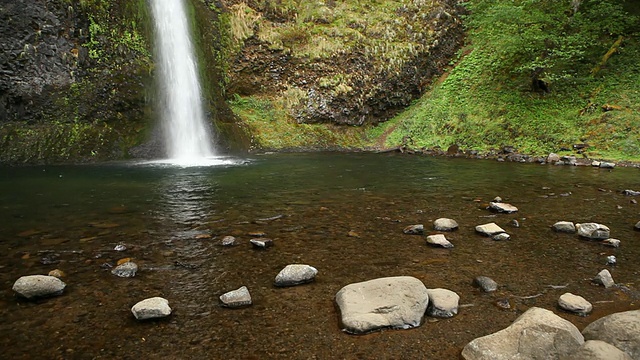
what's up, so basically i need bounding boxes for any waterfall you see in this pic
[150,0,215,163]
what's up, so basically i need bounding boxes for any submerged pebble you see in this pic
[111,261,138,278]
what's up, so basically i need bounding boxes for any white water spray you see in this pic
[150,0,215,163]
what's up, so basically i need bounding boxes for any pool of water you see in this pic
[1,153,639,359]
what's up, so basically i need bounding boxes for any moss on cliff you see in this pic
[225,0,464,130]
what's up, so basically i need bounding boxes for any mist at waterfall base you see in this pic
[150,0,230,167]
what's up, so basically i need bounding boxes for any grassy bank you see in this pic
[376,0,640,161]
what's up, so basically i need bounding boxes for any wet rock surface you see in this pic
[335,276,429,334]
[564,340,632,360]
[462,307,584,359]
[12,275,66,299]
[582,310,640,358]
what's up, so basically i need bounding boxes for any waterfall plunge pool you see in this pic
[1,153,639,358]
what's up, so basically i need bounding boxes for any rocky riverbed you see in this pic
[1,153,639,358]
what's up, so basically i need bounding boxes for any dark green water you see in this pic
[1,153,639,359]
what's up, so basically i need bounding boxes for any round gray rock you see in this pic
[131,297,172,320]
[12,275,66,299]
[564,340,632,360]
[220,286,252,308]
[426,288,459,318]
[433,218,458,231]
[335,276,429,334]
[461,307,584,360]
[111,261,138,278]
[552,221,576,233]
[559,292,592,315]
[426,234,454,248]
[576,223,610,240]
[582,310,640,358]
[475,223,505,236]
[274,264,318,287]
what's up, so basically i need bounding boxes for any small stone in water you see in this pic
[492,233,511,241]
[403,224,424,235]
[131,297,172,320]
[473,276,498,292]
[592,269,615,289]
[220,286,252,308]
[250,238,273,248]
[114,244,127,251]
[274,264,318,287]
[558,292,592,316]
[602,238,620,248]
[221,236,236,246]
[111,261,138,277]
[48,269,65,278]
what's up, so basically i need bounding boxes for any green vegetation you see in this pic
[230,94,370,150]
[378,0,640,160]
[0,121,119,163]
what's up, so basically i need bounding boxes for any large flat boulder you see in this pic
[582,310,640,359]
[462,307,584,359]
[335,276,429,334]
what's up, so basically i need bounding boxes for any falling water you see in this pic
[150,0,215,163]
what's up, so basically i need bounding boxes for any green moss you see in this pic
[229,95,371,150]
[0,121,123,164]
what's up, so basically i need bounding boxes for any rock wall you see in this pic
[0,0,242,163]
[224,0,465,126]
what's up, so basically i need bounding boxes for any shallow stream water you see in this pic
[1,153,639,359]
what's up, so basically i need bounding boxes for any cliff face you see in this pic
[0,0,465,163]
[223,0,465,127]
[0,0,155,163]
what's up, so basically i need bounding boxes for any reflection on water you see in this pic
[0,153,639,359]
